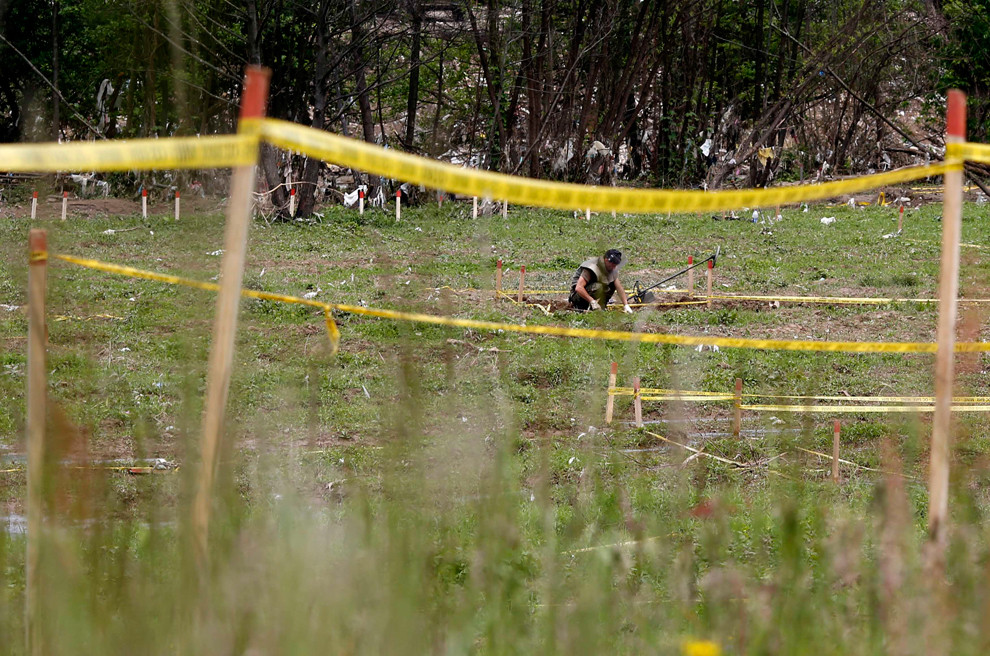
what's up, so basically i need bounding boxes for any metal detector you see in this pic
[630,246,720,304]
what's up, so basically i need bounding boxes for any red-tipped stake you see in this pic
[687,255,695,295]
[61,191,67,221]
[706,259,714,307]
[174,190,180,221]
[26,229,47,656]
[928,88,967,559]
[494,259,503,299]
[395,189,402,222]
[359,189,365,215]
[30,191,37,219]
[605,362,618,424]
[289,186,296,217]
[634,377,643,428]
[733,378,742,437]
[141,188,148,218]
[193,66,270,573]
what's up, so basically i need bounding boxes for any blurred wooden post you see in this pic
[832,420,841,484]
[192,66,270,569]
[502,200,508,220]
[141,188,147,218]
[26,229,47,656]
[585,208,591,221]
[898,205,904,233]
[633,377,643,428]
[174,190,180,221]
[60,191,67,221]
[517,265,525,303]
[928,89,966,556]
[494,260,503,299]
[706,259,714,307]
[289,186,296,217]
[358,189,365,215]
[605,362,618,424]
[472,196,478,219]
[31,191,37,219]
[687,255,695,295]
[733,378,742,437]
[395,189,401,221]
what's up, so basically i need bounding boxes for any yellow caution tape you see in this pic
[741,403,990,413]
[953,142,990,164]
[53,313,125,322]
[54,254,341,355]
[611,387,990,403]
[0,134,257,172]
[51,254,990,354]
[261,118,961,213]
[708,293,990,305]
[641,395,737,402]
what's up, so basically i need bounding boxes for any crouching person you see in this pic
[568,249,634,313]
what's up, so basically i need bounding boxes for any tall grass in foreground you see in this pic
[4,347,990,655]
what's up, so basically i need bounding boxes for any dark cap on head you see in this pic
[604,249,622,265]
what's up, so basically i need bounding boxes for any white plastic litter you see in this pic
[820,217,836,225]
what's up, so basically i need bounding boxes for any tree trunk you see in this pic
[51,0,59,140]
[404,0,422,148]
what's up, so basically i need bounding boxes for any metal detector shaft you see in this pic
[635,246,720,296]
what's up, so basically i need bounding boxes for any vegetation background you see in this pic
[4,0,990,211]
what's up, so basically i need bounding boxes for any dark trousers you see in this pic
[569,282,616,309]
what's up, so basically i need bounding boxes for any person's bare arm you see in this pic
[575,272,595,305]
[614,279,629,305]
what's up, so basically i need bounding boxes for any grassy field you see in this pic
[3,194,990,653]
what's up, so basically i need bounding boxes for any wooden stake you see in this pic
[706,259,714,306]
[395,189,401,221]
[174,190,180,221]
[289,186,296,217]
[192,66,269,570]
[26,229,47,656]
[832,420,841,484]
[31,191,37,219]
[605,362,618,424]
[359,189,365,215]
[687,255,694,295]
[495,259,503,299]
[585,208,591,221]
[472,196,478,219]
[733,378,742,437]
[502,200,508,220]
[898,205,904,233]
[60,191,67,221]
[438,191,443,208]
[141,188,147,218]
[517,265,525,303]
[928,89,966,555]
[634,377,643,428]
